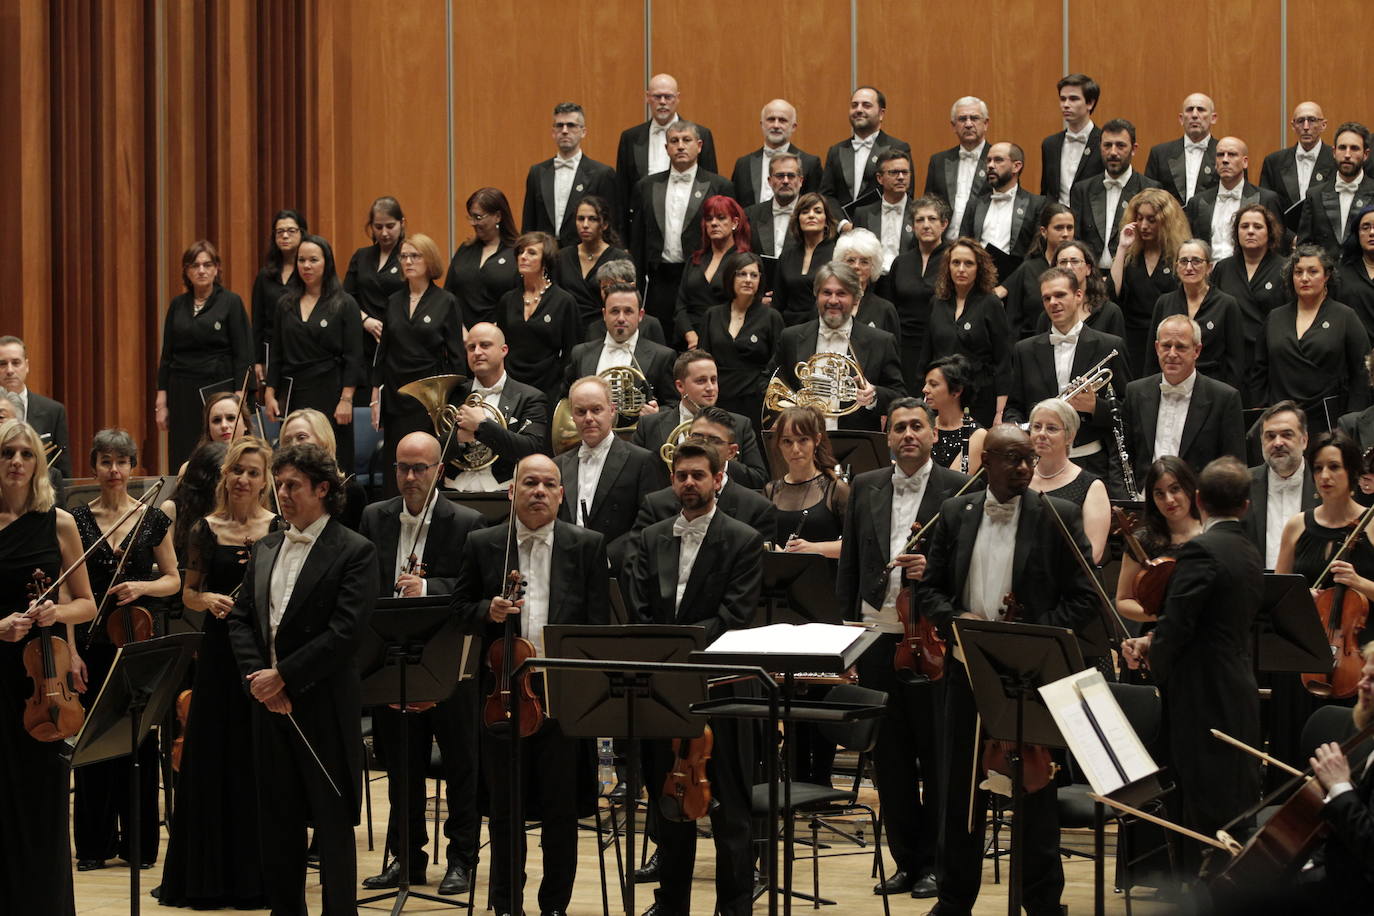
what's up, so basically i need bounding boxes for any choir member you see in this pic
[496,231,580,406]
[1211,203,1289,402]
[1039,73,1102,206]
[744,152,802,271]
[771,191,839,326]
[587,258,667,344]
[675,195,750,348]
[616,73,719,218]
[958,141,1047,280]
[924,96,989,241]
[1044,240,1128,339]
[1025,398,1111,563]
[343,195,407,363]
[554,195,630,333]
[1110,188,1188,374]
[1115,456,1203,622]
[1259,101,1334,225]
[730,99,822,208]
[1297,122,1374,257]
[834,228,902,345]
[1338,205,1374,339]
[181,391,251,477]
[850,149,916,272]
[156,240,253,470]
[698,252,782,435]
[523,102,619,246]
[0,336,71,478]
[251,208,307,387]
[818,86,910,217]
[1143,93,1219,205]
[444,187,519,329]
[1070,118,1160,271]
[881,196,950,391]
[1145,239,1246,390]
[1183,137,1282,260]
[1244,401,1316,570]
[999,202,1076,339]
[0,420,95,916]
[922,354,986,475]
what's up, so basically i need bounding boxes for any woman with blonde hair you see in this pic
[1025,398,1110,563]
[276,408,364,528]
[1111,187,1189,374]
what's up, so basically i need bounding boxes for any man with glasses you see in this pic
[852,149,917,272]
[1261,101,1336,228]
[745,153,804,295]
[1070,118,1160,269]
[730,99,822,208]
[1184,136,1282,260]
[358,431,486,896]
[924,97,991,241]
[914,424,1097,916]
[522,102,620,246]
[616,73,718,222]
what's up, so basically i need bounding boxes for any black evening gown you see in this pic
[773,238,837,326]
[1211,253,1287,405]
[1251,299,1371,431]
[251,265,293,370]
[916,291,1013,428]
[1337,260,1374,342]
[931,417,981,472]
[1145,286,1246,392]
[344,242,406,364]
[444,242,519,328]
[496,284,581,405]
[555,244,630,336]
[674,256,731,343]
[158,518,269,908]
[0,509,75,915]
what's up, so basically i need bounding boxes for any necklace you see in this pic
[1035,462,1069,480]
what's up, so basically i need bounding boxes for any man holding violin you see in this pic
[836,397,969,899]
[451,453,608,916]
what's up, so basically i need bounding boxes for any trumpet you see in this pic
[1060,349,1117,400]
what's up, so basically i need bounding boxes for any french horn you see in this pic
[398,374,506,472]
[761,351,869,429]
[550,365,651,455]
[659,419,695,468]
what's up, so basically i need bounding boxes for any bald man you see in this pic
[452,453,609,916]
[1261,101,1338,226]
[359,430,486,894]
[1184,136,1283,259]
[729,99,822,207]
[1145,92,1220,204]
[447,322,549,492]
[615,73,718,220]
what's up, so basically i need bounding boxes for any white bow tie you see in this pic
[1273,472,1303,491]
[673,515,711,540]
[852,137,875,151]
[990,191,1013,203]
[893,475,923,496]
[554,158,577,170]
[285,529,315,545]
[1160,380,1191,400]
[773,204,795,218]
[519,530,553,550]
[1297,150,1318,164]
[882,202,904,215]
[1186,141,1209,154]
[960,149,980,162]
[1065,131,1089,145]
[474,384,503,398]
[820,327,849,345]
[1336,179,1361,194]
[1104,178,1123,191]
[578,443,605,461]
[763,146,790,158]
[605,340,633,354]
[984,499,1017,523]
[1050,329,1079,347]
[670,171,694,184]
[1218,188,1242,202]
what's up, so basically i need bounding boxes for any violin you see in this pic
[482,569,544,737]
[978,592,1060,793]
[1110,506,1177,618]
[1302,501,1374,699]
[21,570,85,742]
[171,688,192,772]
[107,604,155,648]
[661,725,713,822]
[85,481,168,651]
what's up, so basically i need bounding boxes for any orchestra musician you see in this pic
[1115,456,1203,622]
[451,454,609,916]
[922,354,986,474]
[226,443,379,916]
[1244,401,1317,570]
[622,439,763,916]
[0,419,95,916]
[914,424,1097,916]
[358,432,485,895]
[561,283,676,415]
[836,397,969,899]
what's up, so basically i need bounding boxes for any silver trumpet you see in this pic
[1060,349,1117,400]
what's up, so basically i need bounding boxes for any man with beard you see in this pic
[1184,137,1283,260]
[960,142,1048,278]
[1297,122,1374,256]
[819,86,911,218]
[1071,119,1160,268]
[1243,400,1316,569]
[1145,92,1220,204]
[730,99,821,208]
[562,284,676,415]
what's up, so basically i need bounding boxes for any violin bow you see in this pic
[396,422,461,596]
[1312,498,1374,589]
[83,477,170,649]
[227,364,255,442]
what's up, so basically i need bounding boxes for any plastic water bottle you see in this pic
[597,737,617,796]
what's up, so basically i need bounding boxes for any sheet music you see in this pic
[1038,668,1158,796]
[705,622,865,657]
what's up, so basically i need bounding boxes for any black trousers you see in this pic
[938,660,1063,916]
[643,263,686,343]
[857,634,943,877]
[253,708,357,916]
[371,679,480,868]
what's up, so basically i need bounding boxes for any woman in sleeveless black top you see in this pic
[923,354,985,474]
[1025,398,1111,564]
[1115,457,1204,622]
[0,420,95,916]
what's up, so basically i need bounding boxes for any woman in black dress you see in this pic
[64,429,179,872]
[369,232,464,498]
[1115,456,1203,622]
[676,195,750,348]
[554,195,629,334]
[163,441,229,560]
[496,231,580,405]
[1045,240,1128,340]
[1212,204,1288,402]
[445,187,519,329]
[263,234,364,475]
[251,208,307,387]
[1339,206,1374,340]
[343,195,408,364]
[1146,239,1246,390]
[833,228,901,345]
[1110,188,1188,374]
[0,419,95,916]
[159,436,275,909]
[156,240,253,470]
[921,354,985,474]
[916,238,1011,427]
[1024,398,1111,563]
[882,196,950,392]
[1000,202,1076,339]
[699,251,783,438]
[1252,245,1370,431]
[772,192,838,326]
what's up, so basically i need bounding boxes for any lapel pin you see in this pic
[576,183,584,192]
[964,504,972,511]
[871,154,878,164]
[1016,206,1025,215]
[1163,267,1172,274]
[1322,320,1331,329]
[544,314,552,323]
[320,319,328,328]
[390,266,398,273]
[1265,281,1273,290]
[868,321,877,327]
[750,334,758,343]
[1206,320,1215,330]
[498,257,507,265]
[423,315,432,323]
[213,321,221,330]
[1315,172,1324,181]
[963,322,972,330]
[1205,166,1213,174]
[1358,199,1367,208]
[694,190,702,198]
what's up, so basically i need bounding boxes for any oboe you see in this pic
[1105,380,1140,500]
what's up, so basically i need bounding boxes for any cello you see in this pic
[1302,500,1374,699]
[1110,506,1177,618]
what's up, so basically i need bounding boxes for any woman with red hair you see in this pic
[674,195,751,348]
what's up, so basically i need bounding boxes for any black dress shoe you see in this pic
[910,873,939,898]
[437,863,471,896]
[361,857,427,889]
[633,849,660,884]
[874,870,915,895]
[640,904,660,916]
[77,858,106,872]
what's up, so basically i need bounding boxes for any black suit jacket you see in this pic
[1040,126,1104,203]
[628,168,735,272]
[1004,326,1132,450]
[630,407,767,489]
[1243,463,1318,564]
[959,185,1048,277]
[1122,372,1246,485]
[1184,181,1284,244]
[632,478,776,541]
[450,376,550,485]
[358,494,485,597]
[730,144,822,208]
[1069,170,1161,264]
[25,392,70,478]
[835,463,970,619]
[1297,175,1374,256]
[1319,749,1374,905]
[1337,406,1374,452]
[774,320,906,431]
[622,508,763,643]
[521,154,620,246]
[1260,143,1337,227]
[851,196,916,257]
[923,144,989,211]
[562,336,677,409]
[1144,136,1220,203]
[227,518,379,813]
[554,437,666,569]
[616,119,718,219]
[818,130,911,214]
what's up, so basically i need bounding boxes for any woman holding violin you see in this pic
[0,419,95,915]
[66,428,178,872]
[1115,456,1203,622]
[159,436,275,909]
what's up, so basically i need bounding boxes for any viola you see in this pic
[661,724,713,822]
[482,570,544,737]
[1110,506,1177,618]
[1302,503,1374,699]
[21,570,85,742]
[106,604,155,648]
[171,688,192,772]
[978,592,1059,793]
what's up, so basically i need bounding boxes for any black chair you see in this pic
[1258,705,1359,827]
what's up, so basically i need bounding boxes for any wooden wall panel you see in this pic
[856,0,1064,195]
[1070,0,1283,181]
[451,0,644,242]
[649,0,851,182]
[1287,0,1372,141]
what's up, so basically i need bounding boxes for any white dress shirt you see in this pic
[1337,177,1363,240]
[648,116,679,176]
[673,507,716,611]
[16,387,29,418]
[964,493,1021,619]
[268,512,331,665]
[816,317,855,431]
[516,519,554,654]
[662,165,698,264]
[1211,183,1245,259]
[1153,370,1196,461]
[950,142,985,240]
[595,331,640,374]
[851,135,876,202]
[981,185,1018,253]
[1184,136,1212,202]
[393,491,437,596]
[1265,463,1306,569]
[552,151,582,231]
[1058,123,1094,205]
[770,200,795,258]
[862,461,933,632]
[1050,321,1083,392]
[1294,145,1321,200]
[1099,168,1133,267]
[880,198,906,270]
[448,373,506,492]
[576,434,615,525]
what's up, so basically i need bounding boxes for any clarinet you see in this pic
[959,411,975,474]
[1105,380,1140,500]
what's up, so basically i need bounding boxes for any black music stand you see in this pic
[72,633,199,916]
[953,619,1084,916]
[443,489,511,524]
[1254,572,1332,673]
[764,430,890,480]
[357,596,476,913]
[754,552,840,626]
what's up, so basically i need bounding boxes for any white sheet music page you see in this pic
[705,623,865,657]
[1038,668,1159,795]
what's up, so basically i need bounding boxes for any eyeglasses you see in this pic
[771,171,800,181]
[467,212,492,223]
[394,461,439,476]
[1057,257,1085,267]
[552,121,583,131]
[1176,257,1208,267]
[688,434,729,447]
[274,227,301,237]
[398,252,425,262]
[880,169,911,177]
[984,450,1040,467]
[1293,117,1325,126]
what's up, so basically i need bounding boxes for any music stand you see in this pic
[356,596,474,913]
[72,633,199,916]
[754,553,840,626]
[1254,572,1332,673]
[953,619,1085,916]
[443,489,511,524]
[764,429,890,481]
